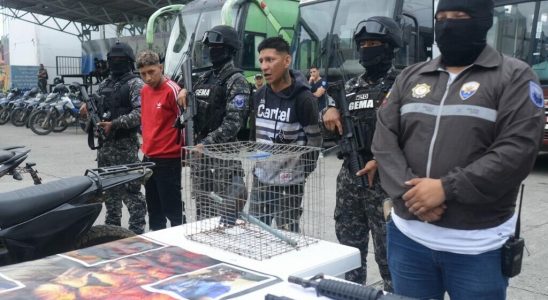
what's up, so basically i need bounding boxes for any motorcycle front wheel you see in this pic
[10,107,27,127]
[52,118,69,133]
[0,108,10,125]
[26,109,40,128]
[75,225,136,249]
[29,110,54,135]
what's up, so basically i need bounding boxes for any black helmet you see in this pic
[29,87,40,96]
[353,16,403,50]
[107,42,135,62]
[202,25,241,50]
[53,83,69,94]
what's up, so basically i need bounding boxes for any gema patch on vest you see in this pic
[349,94,375,111]
[195,89,210,97]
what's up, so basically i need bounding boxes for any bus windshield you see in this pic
[489,1,548,83]
[164,8,223,78]
[293,0,398,81]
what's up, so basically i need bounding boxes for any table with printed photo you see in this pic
[144,225,361,299]
[0,224,359,300]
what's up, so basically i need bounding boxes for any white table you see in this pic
[144,225,360,299]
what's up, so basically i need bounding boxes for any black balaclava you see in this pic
[435,0,494,66]
[107,43,135,78]
[358,44,394,81]
[354,16,401,81]
[209,46,233,69]
[109,59,132,77]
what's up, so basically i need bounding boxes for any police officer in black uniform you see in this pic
[82,42,146,234]
[322,16,402,290]
[177,25,250,222]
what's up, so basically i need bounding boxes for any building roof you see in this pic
[1,0,192,26]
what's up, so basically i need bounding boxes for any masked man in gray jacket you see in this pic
[372,0,545,299]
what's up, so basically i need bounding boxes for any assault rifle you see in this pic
[335,81,368,188]
[288,274,417,300]
[172,31,197,146]
[73,82,106,150]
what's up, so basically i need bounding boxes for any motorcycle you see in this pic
[0,146,41,183]
[28,83,82,135]
[0,161,154,266]
[10,88,45,127]
[26,90,63,129]
[0,88,25,125]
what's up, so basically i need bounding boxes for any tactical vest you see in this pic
[98,73,139,139]
[193,67,243,142]
[347,73,396,160]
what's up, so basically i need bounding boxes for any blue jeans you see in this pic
[387,220,508,300]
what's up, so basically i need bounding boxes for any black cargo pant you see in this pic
[143,156,185,230]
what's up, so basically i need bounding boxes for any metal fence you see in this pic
[56,56,82,76]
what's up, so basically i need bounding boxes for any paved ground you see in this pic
[1,123,547,299]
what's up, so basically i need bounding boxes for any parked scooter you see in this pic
[0,161,154,266]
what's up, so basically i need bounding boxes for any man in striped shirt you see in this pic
[252,37,322,232]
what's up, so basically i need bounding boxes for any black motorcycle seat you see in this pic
[0,176,94,228]
[0,150,14,163]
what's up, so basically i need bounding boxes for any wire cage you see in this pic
[182,141,326,260]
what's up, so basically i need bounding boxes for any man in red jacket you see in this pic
[137,50,185,230]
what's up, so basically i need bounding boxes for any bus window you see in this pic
[397,14,419,67]
[242,32,266,69]
[532,2,548,83]
[191,9,223,69]
[330,0,396,78]
[295,0,337,72]
[241,2,282,71]
[296,28,318,72]
[489,3,536,63]
[400,0,434,64]
[294,0,397,81]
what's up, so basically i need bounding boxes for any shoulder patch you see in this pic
[233,94,246,109]
[381,88,391,108]
[529,81,544,108]
[459,81,480,101]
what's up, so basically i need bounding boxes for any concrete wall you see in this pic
[5,19,81,88]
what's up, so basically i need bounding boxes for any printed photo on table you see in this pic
[59,236,167,267]
[141,263,277,300]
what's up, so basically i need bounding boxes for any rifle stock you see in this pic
[288,274,417,300]
[335,81,368,188]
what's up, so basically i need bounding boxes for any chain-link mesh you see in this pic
[182,141,326,260]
